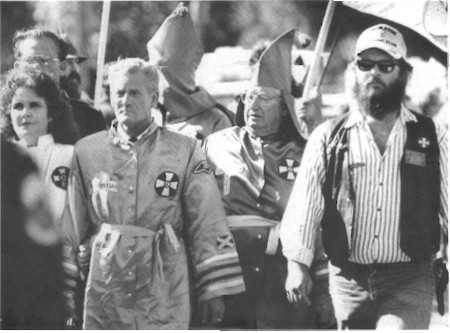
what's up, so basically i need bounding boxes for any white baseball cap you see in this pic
[355,24,407,60]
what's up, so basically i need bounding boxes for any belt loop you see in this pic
[153,229,165,282]
[164,224,180,253]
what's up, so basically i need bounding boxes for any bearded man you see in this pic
[280,24,448,329]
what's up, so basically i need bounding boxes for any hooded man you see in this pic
[203,29,334,329]
[147,3,234,145]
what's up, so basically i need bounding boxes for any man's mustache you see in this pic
[63,71,82,83]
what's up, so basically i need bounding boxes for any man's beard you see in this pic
[352,74,407,118]
[60,71,82,100]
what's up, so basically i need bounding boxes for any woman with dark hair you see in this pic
[1,69,79,226]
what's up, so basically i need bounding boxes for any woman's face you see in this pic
[11,87,49,146]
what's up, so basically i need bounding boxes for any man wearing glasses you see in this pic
[13,28,106,139]
[203,29,334,329]
[60,36,93,105]
[281,24,448,329]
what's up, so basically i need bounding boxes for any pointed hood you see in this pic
[236,28,306,138]
[147,4,216,118]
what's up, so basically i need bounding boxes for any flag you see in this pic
[343,0,447,53]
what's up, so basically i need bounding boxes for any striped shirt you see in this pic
[280,104,448,267]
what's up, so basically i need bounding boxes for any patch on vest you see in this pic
[194,160,213,174]
[418,136,430,149]
[155,172,179,197]
[405,150,426,167]
[278,158,300,180]
[51,166,70,190]
[216,234,234,250]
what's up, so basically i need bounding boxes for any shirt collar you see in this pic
[16,134,54,148]
[113,119,158,143]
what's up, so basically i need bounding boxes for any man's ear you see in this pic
[151,91,159,109]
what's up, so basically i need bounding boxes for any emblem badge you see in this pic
[52,166,70,189]
[418,137,430,149]
[278,159,300,180]
[155,172,179,197]
[216,234,234,250]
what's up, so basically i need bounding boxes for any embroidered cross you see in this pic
[216,234,234,250]
[418,137,430,149]
[279,158,300,180]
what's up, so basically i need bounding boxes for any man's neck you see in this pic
[361,106,401,155]
[118,121,152,140]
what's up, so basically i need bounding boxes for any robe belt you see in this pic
[96,223,180,281]
[226,215,280,255]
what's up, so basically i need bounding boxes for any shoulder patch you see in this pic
[216,234,235,250]
[52,166,70,189]
[155,171,179,197]
[194,160,213,174]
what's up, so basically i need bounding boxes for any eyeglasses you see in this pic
[242,92,282,105]
[65,58,85,65]
[356,59,399,73]
[18,55,60,67]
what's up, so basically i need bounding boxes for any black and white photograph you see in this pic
[0,0,448,330]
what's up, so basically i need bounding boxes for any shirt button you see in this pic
[127,293,132,297]
[131,164,136,169]
[128,271,133,276]
[256,203,261,208]
[379,182,383,186]
[257,234,262,239]
[127,249,132,254]
[127,207,133,212]
[255,267,260,272]
[129,186,134,193]
[377,208,381,212]
[374,235,378,239]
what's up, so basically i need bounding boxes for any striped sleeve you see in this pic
[195,251,245,302]
[436,120,448,238]
[183,141,245,302]
[280,122,329,267]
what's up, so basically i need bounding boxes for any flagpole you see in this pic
[94,0,111,109]
[302,0,336,99]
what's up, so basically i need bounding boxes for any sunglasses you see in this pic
[356,59,399,73]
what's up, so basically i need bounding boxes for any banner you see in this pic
[343,0,447,53]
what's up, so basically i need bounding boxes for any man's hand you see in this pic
[296,88,323,135]
[197,296,225,327]
[64,291,79,329]
[174,2,189,16]
[312,292,336,328]
[285,260,313,306]
[77,244,91,281]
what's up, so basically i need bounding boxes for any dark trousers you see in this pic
[221,254,316,329]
